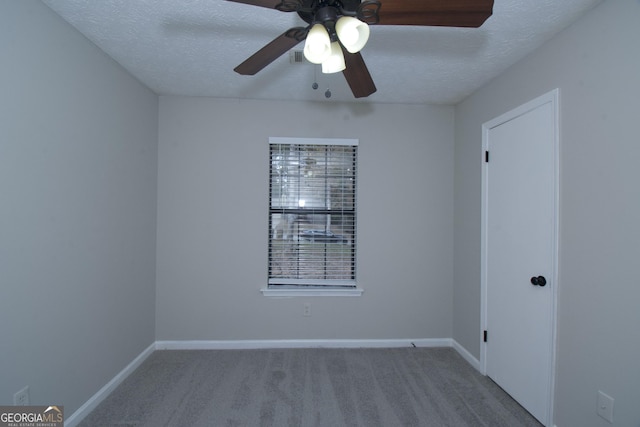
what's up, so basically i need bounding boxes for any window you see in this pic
[266,137,360,296]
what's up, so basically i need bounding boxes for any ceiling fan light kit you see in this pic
[335,16,370,53]
[304,16,369,72]
[321,41,346,73]
[303,23,332,64]
[229,0,494,98]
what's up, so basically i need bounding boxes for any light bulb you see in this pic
[335,16,370,53]
[303,24,331,64]
[321,42,346,74]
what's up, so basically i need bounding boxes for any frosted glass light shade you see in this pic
[335,16,370,53]
[321,42,346,74]
[303,24,331,64]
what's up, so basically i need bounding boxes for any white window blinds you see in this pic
[268,138,357,288]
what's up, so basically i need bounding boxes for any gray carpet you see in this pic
[78,347,543,427]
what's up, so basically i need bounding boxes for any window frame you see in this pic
[262,137,363,297]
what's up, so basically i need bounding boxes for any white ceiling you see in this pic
[41,0,602,104]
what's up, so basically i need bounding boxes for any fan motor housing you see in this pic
[297,0,361,24]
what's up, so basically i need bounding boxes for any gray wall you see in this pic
[0,0,158,416]
[453,0,640,425]
[156,97,454,341]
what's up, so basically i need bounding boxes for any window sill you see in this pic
[261,287,364,297]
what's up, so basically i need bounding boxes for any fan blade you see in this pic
[226,0,283,10]
[376,0,494,27]
[234,28,306,75]
[342,48,377,98]
[226,0,303,12]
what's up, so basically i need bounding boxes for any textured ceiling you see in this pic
[41,0,602,104]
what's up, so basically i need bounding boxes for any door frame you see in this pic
[480,89,560,426]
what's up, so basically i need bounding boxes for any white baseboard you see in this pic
[155,338,453,350]
[68,338,477,425]
[65,342,155,427]
[451,339,481,372]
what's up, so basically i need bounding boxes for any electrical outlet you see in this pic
[597,390,614,423]
[303,303,311,317]
[14,386,30,406]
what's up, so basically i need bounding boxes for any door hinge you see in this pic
[485,151,489,163]
[483,330,488,342]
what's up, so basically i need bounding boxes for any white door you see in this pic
[481,90,558,426]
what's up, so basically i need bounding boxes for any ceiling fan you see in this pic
[228,0,494,98]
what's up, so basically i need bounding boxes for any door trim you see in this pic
[480,89,559,426]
